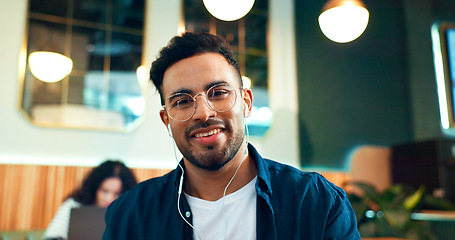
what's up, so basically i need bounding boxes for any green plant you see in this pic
[346,182,455,239]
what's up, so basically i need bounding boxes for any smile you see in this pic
[194,129,221,138]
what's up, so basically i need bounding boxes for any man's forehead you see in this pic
[161,53,239,95]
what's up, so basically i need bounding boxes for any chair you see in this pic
[347,145,392,194]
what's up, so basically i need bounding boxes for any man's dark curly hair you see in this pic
[68,160,137,205]
[149,31,242,105]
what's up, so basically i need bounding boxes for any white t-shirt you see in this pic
[185,176,257,240]
[42,198,82,240]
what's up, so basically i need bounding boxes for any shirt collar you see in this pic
[172,160,185,193]
[247,143,273,197]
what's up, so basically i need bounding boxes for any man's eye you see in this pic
[209,89,230,100]
[214,90,228,95]
[173,97,193,108]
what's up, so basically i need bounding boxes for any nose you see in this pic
[104,193,117,206]
[192,94,216,121]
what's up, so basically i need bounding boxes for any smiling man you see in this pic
[103,32,361,240]
[161,52,249,174]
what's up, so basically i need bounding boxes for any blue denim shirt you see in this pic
[103,144,361,239]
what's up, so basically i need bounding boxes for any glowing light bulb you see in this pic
[318,0,369,43]
[28,51,73,82]
[136,65,149,86]
[203,0,255,21]
[242,76,252,89]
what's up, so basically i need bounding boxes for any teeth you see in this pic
[195,129,221,138]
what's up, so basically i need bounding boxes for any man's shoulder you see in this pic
[110,169,177,208]
[103,170,181,239]
[263,158,344,195]
[257,159,359,239]
[262,158,320,180]
[250,145,322,184]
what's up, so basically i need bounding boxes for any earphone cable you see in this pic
[171,132,202,240]
[221,117,250,240]
[171,116,250,240]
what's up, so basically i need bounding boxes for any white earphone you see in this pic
[168,124,173,138]
[243,102,247,117]
[169,123,200,239]
[169,104,250,240]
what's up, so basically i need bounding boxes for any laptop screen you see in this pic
[67,206,107,240]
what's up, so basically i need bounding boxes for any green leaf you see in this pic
[346,181,454,239]
[403,186,425,211]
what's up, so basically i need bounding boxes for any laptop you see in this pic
[67,206,107,240]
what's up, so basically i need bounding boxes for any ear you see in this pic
[242,88,253,118]
[160,109,170,131]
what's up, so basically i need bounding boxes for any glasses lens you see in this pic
[167,93,195,120]
[207,84,236,112]
[165,84,237,121]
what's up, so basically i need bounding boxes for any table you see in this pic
[411,210,455,240]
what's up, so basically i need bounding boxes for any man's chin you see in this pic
[185,151,231,171]
[196,160,230,171]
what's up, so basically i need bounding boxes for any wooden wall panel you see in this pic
[0,164,349,231]
[0,164,171,231]
[133,168,172,183]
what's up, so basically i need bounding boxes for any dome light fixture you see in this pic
[203,0,255,21]
[242,76,252,89]
[28,51,73,83]
[318,0,369,43]
[136,65,149,85]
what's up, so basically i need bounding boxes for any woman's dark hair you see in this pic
[68,160,137,205]
[149,31,242,105]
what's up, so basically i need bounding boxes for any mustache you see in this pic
[186,119,226,136]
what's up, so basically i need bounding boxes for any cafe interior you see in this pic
[1,0,455,239]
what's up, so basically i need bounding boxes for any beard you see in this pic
[180,118,245,171]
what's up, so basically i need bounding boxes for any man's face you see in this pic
[159,53,252,171]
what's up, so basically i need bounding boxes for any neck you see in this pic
[183,143,257,201]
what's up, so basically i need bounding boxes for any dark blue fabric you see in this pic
[103,144,361,240]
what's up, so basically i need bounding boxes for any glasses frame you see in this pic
[162,83,243,122]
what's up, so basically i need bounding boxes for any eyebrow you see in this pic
[170,88,193,96]
[205,80,229,90]
[169,80,229,96]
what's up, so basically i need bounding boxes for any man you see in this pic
[103,32,360,240]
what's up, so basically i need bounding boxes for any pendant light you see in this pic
[318,0,369,43]
[203,0,255,21]
[28,51,73,83]
[28,26,73,83]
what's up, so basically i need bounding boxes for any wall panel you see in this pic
[0,163,349,231]
[0,164,170,231]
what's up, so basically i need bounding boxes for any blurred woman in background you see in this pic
[43,160,137,240]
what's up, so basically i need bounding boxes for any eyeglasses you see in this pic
[163,83,241,121]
